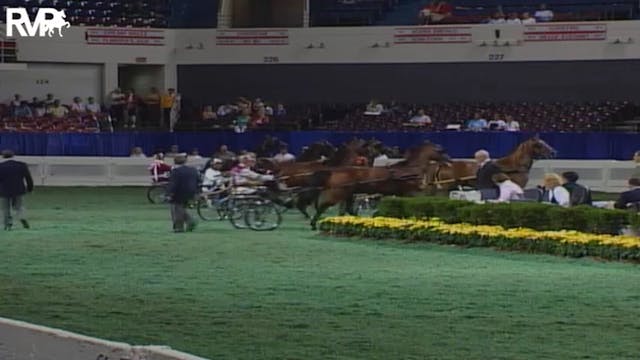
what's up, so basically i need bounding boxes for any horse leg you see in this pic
[310,190,341,230]
[295,197,311,219]
[344,194,357,216]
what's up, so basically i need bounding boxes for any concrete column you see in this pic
[304,0,310,27]
[164,62,178,91]
[217,0,233,28]
[102,62,118,102]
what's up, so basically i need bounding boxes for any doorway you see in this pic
[118,64,165,129]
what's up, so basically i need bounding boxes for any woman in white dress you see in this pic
[542,173,570,207]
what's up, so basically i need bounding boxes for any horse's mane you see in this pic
[325,145,351,167]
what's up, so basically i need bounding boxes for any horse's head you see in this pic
[528,135,557,159]
[405,142,450,166]
[298,141,336,162]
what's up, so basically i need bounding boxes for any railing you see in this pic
[17,156,636,192]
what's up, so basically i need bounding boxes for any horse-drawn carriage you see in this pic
[145,135,557,231]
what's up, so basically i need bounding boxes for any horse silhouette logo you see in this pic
[43,9,71,37]
[6,8,71,37]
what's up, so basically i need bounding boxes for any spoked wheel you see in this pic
[197,196,226,221]
[147,184,167,204]
[227,198,251,229]
[245,201,282,231]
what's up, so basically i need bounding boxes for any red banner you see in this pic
[394,26,472,44]
[216,30,289,46]
[86,28,165,46]
[524,23,607,42]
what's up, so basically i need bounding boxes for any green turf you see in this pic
[1,188,640,359]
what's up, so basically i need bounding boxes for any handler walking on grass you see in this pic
[0,150,34,231]
[166,155,199,233]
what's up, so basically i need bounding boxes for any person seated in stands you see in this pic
[85,97,101,114]
[475,149,501,198]
[562,171,592,206]
[202,158,227,193]
[365,100,384,116]
[149,152,172,183]
[489,12,506,24]
[234,98,251,133]
[488,113,507,130]
[505,115,520,131]
[166,145,182,158]
[70,97,86,114]
[534,4,554,22]
[13,101,33,118]
[273,145,295,163]
[492,173,523,202]
[202,105,217,122]
[9,94,21,111]
[466,113,488,131]
[506,12,522,24]
[409,109,432,126]
[48,100,69,118]
[419,1,453,25]
[44,93,55,108]
[275,103,287,118]
[215,145,236,161]
[188,148,202,160]
[541,173,570,207]
[30,98,46,117]
[130,147,146,158]
[614,178,640,209]
[521,12,536,24]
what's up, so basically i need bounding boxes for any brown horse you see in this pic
[427,136,556,192]
[257,139,376,218]
[308,142,451,229]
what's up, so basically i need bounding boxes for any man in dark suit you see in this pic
[474,149,501,199]
[0,150,34,230]
[166,155,199,233]
[614,178,640,209]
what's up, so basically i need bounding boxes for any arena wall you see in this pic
[0,63,103,106]
[177,60,640,103]
[15,156,635,192]
[3,21,640,103]
[0,317,208,360]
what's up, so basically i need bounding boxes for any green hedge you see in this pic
[377,196,638,235]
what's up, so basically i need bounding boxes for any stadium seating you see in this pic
[0,0,171,28]
[311,0,638,26]
[172,100,635,133]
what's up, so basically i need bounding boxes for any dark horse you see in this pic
[308,142,451,229]
[257,139,375,219]
[425,135,556,192]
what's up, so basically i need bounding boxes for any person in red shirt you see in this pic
[419,1,453,24]
[149,152,172,183]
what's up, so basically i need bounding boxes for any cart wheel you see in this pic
[245,201,282,231]
[228,199,250,229]
[147,184,166,204]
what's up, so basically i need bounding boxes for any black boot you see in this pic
[20,219,30,229]
[4,224,12,231]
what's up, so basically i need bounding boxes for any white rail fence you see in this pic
[0,317,208,360]
[13,156,638,193]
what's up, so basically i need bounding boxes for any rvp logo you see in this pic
[6,8,71,38]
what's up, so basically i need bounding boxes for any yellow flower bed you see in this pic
[319,216,640,262]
